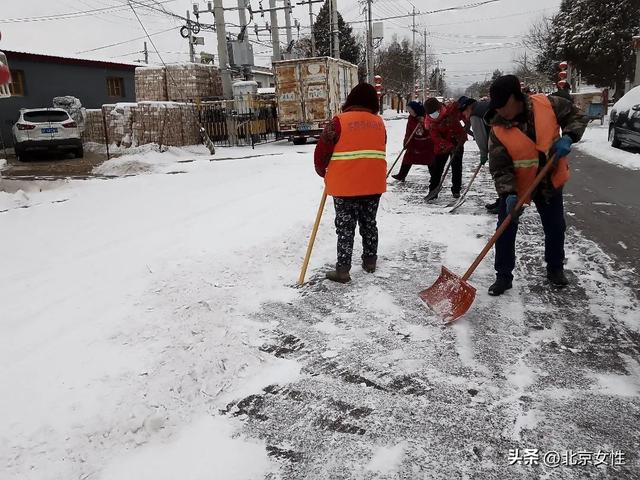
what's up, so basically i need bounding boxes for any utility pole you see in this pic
[212,0,233,98]
[283,0,293,46]
[144,41,149,64]
[423,29,427,101]
[186,10,195,63]
[366,0,374,83]
[237,0,248,31]
[331,0,340,58]
[309,1,316,56]
[269,0,281,61]
[297,0,322,56]
[411,6,417,98]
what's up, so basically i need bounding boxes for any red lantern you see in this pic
[374,75,382,83]
[0,63,10,85]
[559,61,568,70]
[558,70,568,80]
[557,80,568,89]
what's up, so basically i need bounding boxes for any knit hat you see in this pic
[343,83,380,114]
[489,74,525,110]
[457,95,477,111]
[407,101,425,117]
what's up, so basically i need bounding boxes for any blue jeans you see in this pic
[494,189,566,280]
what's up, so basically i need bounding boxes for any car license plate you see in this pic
[298,123,312,132]
[41,127,58,134]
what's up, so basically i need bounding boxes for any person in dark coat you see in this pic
[423,97,467,201]
[458,95,500,213]
[391,101,435,181]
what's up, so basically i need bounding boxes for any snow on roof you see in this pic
[2,48,141,69]
[257,87,276,95]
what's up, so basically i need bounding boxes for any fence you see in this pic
[198,95,279,148]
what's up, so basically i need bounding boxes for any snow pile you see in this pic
[575,118,640,170]
[92,145,210,176]
[0,158,6,171]
[0,189,30,210]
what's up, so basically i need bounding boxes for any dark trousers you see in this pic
[334,195,381,268]
[428,153,450,192]
[494,189,566,280]
[396,163,412,179]
[450,144,464,195]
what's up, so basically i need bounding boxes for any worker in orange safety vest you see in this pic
[314,83,387,283]
[486,75,587,296]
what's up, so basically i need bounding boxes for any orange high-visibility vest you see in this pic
[493,94,570,204]
[325,111,387,197]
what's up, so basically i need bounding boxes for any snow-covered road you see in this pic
[2,118,639,479]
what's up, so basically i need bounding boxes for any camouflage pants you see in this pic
[333,195,381,268]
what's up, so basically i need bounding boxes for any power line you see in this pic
[346,0,502,25]
[0,0,175,24]
[76,26,179,54]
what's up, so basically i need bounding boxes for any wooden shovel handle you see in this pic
[461,154,558,281]
[297,188,328,286]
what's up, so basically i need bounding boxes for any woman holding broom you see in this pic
[313,83,387,284]
[391,101,434,182]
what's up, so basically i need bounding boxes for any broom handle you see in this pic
[461,154,558,281]
[460,161,484,198]
[297,188,328,286]
[386,124,421,178]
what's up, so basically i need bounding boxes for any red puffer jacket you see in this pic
[423,103,467,155]
[402,115,435,166]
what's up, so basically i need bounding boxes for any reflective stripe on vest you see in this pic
[493,94,570,204]
[325,111,387,197]
[331,149,386,161]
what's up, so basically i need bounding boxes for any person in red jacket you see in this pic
[314,83,387,283]
[391,101,435,181]
[423,97,467,201]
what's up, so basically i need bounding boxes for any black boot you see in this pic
[488,276,513,296]
[391,173,405,182]
[547,268,569,287]
[452,191,461,199]
[362,256,377,273]
[326,264,351,283]
[424,189,439,202]
[485,199,500,214]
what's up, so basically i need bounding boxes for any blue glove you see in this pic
[479,153,488,165]
[551,135,573,158]
[505,194,518,215]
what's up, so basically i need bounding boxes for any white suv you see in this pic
[12,108,83,161]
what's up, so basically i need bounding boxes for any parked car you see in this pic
[12,108,83,161]
[609,86,640,149]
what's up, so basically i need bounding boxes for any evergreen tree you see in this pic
[374,36,421,95]
[535,0,640,97]
[293,0,361,65]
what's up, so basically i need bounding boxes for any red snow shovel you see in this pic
[419,154,559,323]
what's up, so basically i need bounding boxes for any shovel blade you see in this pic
[419,266,477,323]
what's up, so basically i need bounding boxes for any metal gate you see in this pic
[198,95,279,148]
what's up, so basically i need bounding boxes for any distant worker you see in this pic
[486,75,587,296]
[314,83,387,283]
[423,97,467,201]
[391,101,435,181]
[457,95,500,214]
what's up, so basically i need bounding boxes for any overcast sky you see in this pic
[0,0,561,90]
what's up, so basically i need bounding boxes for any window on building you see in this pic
[8,70,25,96]
[107,77,125,97]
